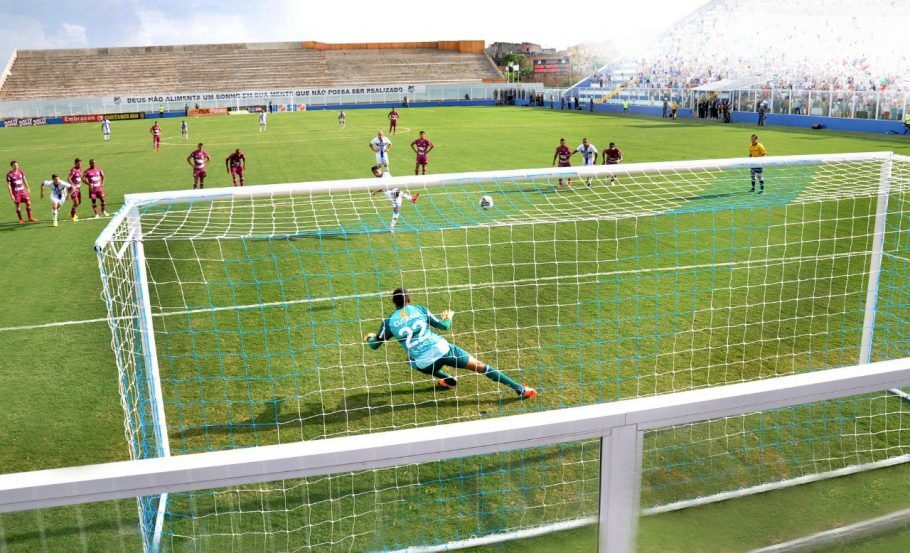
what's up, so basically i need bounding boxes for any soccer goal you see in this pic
[94,152,910,552]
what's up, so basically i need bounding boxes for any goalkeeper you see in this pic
[365,288,537,399]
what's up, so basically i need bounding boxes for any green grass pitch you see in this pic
[1,107,910,552]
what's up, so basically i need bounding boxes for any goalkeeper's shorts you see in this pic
[413,345,471,373]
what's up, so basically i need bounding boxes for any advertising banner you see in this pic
[187,107,229,117]
[106,85,411,105]
[63,114,104,124]
[4,117,48,127]
[104,112,144,121]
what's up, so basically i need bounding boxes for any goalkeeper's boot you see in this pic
[411,193,419,204]
[437,377,458,389]
[518,386,537,400]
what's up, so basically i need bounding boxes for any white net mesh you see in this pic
[94,153,910,551]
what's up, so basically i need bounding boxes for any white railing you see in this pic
[581,85,910,122]
[2,358,910,553]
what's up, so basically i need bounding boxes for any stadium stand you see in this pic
[602,0,909,93]
[0,41,502,101]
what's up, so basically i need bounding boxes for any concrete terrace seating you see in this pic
[323,49,501,85]
[0,42,502,102]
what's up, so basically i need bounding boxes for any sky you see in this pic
[0,0,708,66]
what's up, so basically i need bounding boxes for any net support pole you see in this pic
[127,207,171,552]
[598,424,644,553]
[859,157,908,400]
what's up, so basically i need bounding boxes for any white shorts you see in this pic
[103,130,110,136]
[375,151,389,166]
[50,193,66,205]
[383,189,404,210]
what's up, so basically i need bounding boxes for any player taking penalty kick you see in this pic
[40,174,71,227]
[365,288,537,399]
[370,165,418,234]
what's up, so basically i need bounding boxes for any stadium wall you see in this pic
[0,83,538,120]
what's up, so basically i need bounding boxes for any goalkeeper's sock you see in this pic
[481,365,522,393]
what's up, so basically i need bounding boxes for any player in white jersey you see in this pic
[101,118,111,142]
[338,110,346,130]
[572,137,598,186]
[181,120,189,140]
[369,164,419,234]
[259,110,267,132]
[370,131,392,169]
[39,174,72,227]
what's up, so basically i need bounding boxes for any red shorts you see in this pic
[90,188,105,201]
[153,136,161,144]
[11,191,29,204]
[70,190,81,202]
[416,155,428,166]
[193,169,207,179]
[230,167,244,176]
[390,120,397,127]
[558,162,571,168]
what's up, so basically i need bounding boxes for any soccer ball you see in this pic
[479,195,494,210]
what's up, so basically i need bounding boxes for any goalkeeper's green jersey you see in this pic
[368,304,452,369]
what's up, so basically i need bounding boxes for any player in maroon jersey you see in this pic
[150,122,161,151]
[388,108,399,134]
[602,142,623,185]
[68,158,83,221]
[187,143,211,189]
[410,131,435,175]
[82,159,107,218]
[6,160,36,223]
[225,149,246,186]
[551,138,572,188]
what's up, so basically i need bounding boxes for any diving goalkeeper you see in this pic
[365,288,537,399]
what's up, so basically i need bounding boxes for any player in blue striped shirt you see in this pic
[365,288,537,399]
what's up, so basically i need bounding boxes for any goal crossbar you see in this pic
[94,151,899,249]
[3,357,910,516]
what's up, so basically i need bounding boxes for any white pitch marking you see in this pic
[0,250,865,334]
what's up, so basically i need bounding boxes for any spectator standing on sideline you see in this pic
[757,101,767,126]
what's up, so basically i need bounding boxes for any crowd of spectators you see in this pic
[604,0,909,96]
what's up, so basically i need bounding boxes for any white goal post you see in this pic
[2,359,910,553]
[89,151,910,552]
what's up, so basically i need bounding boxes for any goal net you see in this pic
[95,152,910,551]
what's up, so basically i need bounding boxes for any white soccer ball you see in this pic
[479,195,494,210]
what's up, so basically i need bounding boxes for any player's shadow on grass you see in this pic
[682,192,739,201]
[0,221,44,232]
[174,387,511,440]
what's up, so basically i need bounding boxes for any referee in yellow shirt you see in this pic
[749,134,766,194]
